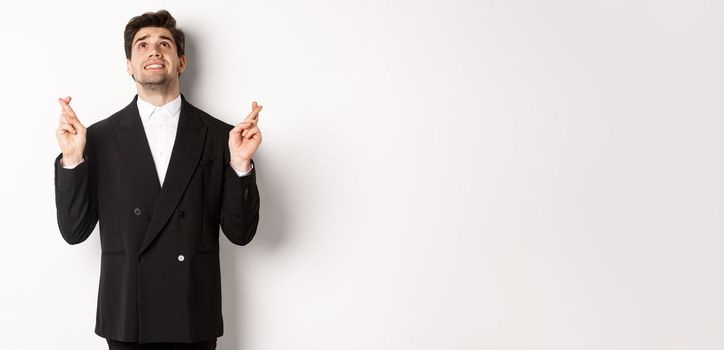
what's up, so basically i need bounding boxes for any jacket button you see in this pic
[177,254,185,262]
[179,210,188,218]
[133,208,142,216]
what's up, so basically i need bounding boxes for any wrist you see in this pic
[230,159,251,172]
[62,154,83,166]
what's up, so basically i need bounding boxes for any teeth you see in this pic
[145,64,163,69]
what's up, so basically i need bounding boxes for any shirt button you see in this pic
[133,208,142,216]
[179,210,188,218]
[177,254,185,262]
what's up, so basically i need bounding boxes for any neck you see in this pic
[136,80,181,106]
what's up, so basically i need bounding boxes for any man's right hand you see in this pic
[56,96,87,166]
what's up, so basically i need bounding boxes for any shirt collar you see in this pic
[136,94,183,122]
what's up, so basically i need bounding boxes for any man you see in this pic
[53,9,262,350]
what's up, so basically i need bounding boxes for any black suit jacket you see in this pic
[53,94,260,343]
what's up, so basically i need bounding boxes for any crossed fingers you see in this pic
[230,101,262,138]
[58,96,81,134]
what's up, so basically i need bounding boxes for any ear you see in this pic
[126,58,133,76]
[177,55,187,76]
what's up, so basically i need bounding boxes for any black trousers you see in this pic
[106,338,216,350]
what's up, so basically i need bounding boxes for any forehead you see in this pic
[133,27,174,43]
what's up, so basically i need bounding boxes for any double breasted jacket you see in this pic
[53,94,260,343]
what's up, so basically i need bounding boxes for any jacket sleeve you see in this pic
[53,142,98,245]
[219,154,261,246]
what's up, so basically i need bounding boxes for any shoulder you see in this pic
[185,101,235,135]
[85,108,124,136]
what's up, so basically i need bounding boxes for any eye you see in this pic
[161,42,169,47]
[139,43,146,48]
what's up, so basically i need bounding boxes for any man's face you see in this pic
[126,27,186,87]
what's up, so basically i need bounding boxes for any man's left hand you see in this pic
[229,101,263,172]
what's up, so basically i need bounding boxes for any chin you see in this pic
[139,76,171,85]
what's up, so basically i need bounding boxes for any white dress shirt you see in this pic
[62,95,253,186]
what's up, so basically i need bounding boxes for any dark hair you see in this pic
[124,9,185,59]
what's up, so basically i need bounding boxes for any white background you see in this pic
[0,0,722,349]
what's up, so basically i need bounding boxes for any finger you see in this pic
[230,122,247,134]
[250,101,259,117]
[230,121,253,135]
[245,127,259,139]
[57,125,74,136]
[58,98,77,118]
[233,121,256,134]
[59,113,71,125]
[60,112,82,129]
[58,97,71,109]
[244,104,262,122]
[57,127,74,137]
[59,97,78,120]
[68,114,84,129]
[250,129,262,142]
[58,122,77,135]
[244,111,259,123]
[242,125,257,137]
[60,120,76,131]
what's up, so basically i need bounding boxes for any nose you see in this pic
[148,46,161,58]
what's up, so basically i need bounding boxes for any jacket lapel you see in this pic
[115,95,162,213]
[140,95,208,256]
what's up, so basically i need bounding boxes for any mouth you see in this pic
[144,63,165,70]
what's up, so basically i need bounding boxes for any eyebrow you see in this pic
[134,34,175,46]
[134,35,149,45]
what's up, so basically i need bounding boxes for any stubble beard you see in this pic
[134,71,173,92]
